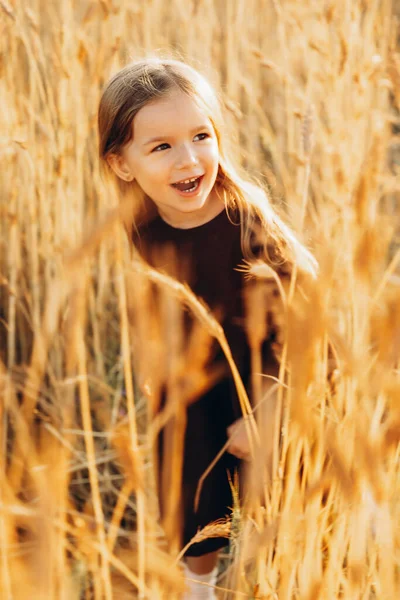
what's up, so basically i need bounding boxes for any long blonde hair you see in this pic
[98,57,317,275]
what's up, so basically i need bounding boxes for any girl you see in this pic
[98,57,316,599]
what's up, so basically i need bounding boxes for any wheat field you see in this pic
[1,0,400,598]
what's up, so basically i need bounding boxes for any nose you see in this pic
[175,143,199,169]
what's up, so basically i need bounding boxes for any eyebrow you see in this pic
[143,124,212,147]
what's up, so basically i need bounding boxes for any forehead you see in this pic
[132,90,211,139]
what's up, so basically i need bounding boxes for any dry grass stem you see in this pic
[1,0,399,597]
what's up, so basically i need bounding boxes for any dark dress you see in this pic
[132,207,281,556]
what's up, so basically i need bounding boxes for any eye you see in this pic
[194,132,210,142]
[151,143,170,152]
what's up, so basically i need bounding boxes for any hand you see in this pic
[226,417,252,461]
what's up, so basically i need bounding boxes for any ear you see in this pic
[106,153,134,182]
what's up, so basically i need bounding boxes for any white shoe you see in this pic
[182,563,218,599]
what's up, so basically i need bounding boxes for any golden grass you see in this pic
[1,0,400,598]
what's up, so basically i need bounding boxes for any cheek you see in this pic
[196,142,219,169]
[136,160,169,186]
[207,142,219,165]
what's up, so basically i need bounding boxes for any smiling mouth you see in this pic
[171,175,204,193]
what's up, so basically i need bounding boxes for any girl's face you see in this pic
[109,89,221,227]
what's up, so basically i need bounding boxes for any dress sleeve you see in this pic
[243,240,292,372]
[262,267,289,367]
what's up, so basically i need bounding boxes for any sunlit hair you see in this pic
[98,57,317,276]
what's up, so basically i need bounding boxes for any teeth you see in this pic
[176,176,200,184]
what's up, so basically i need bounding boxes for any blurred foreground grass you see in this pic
[1,0,400,598]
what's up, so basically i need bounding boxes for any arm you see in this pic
[226,271,286,461]
[226,358,280,461]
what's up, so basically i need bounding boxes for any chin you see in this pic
[171,195,206,209]
[180,202,208,213]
